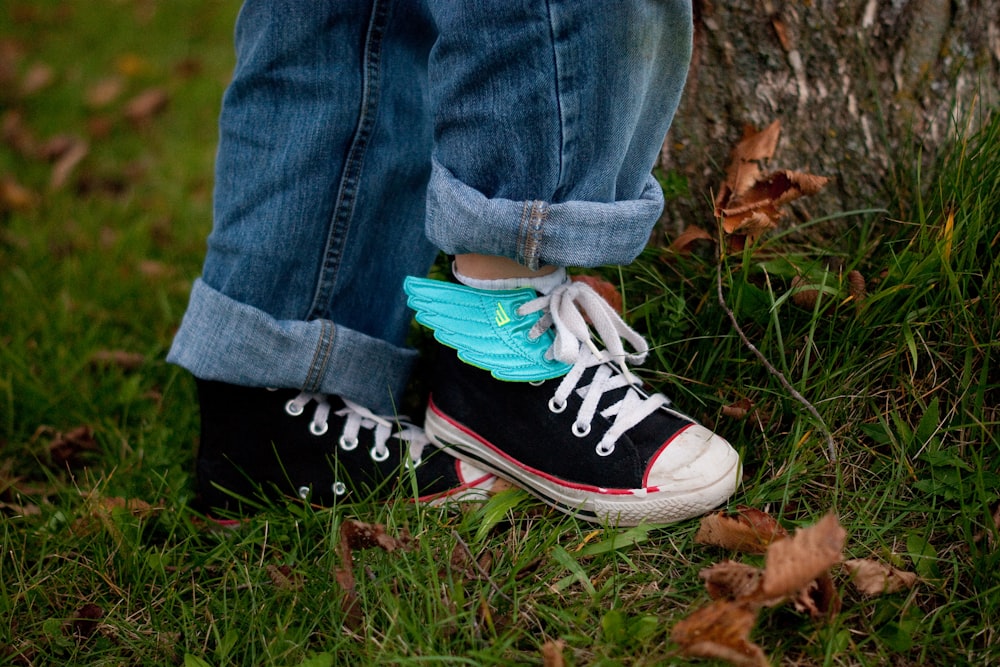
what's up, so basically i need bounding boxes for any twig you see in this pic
[715,261,837,461]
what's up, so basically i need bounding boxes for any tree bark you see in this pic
[659,0,1000,234]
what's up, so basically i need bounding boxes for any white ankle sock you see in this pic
[453,264,568,295]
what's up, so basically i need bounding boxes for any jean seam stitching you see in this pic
[304,319,335,392]
[306,0,390,320]
[522,200,546,270]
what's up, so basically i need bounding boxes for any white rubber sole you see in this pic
[424,407,741,526]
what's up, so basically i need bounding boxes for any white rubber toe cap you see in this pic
[643,424,741,499]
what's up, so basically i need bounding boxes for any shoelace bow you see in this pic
[517,280,673,456]
[284,392,430,465]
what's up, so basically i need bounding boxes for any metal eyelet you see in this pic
[285,400,304,416]
[309,421,328,436]
[548,397,567,414]
[529,380,545,387]
[572,421,591,438]
[595,442,615,457]
[332,481,347,496]
[297,485,311,500]
[370,445,390,463]
[339,435,359,451]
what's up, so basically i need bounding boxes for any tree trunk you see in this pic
[659,0,1000,234]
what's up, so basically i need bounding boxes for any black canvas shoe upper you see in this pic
[194,379,493,513]
[428,344,694,492]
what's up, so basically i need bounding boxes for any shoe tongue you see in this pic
[576,361,640,411]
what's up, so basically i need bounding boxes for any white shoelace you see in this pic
[284,392,430,465]
[517,280,675,456]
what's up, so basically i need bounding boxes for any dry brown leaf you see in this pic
[761,513,846,599]
[49,137,89,191]
[90,350,146,371]
[115,53,149,78]
[695,506,789,554]
[540,639,566,667]
[2,110,37,156]
[790,571,841,620]
[670,224,715,254]
[47,425,100,468]
[341,519,413,553]
[21,62,54,95]
[0,175,35,211]
[671,600,768,667]
[722,398,754,420]
[335,567,363,630]
[0,500,42,516]
[335,520,414,629]
[124,87,169,124]
[72,495,163,537]
[771,17,792,52]
[843,558,918,596]
[713,120,828,251]
[266,564,304,591]
[718,120,782,203]
[89,496,160,519]
[571,274,623,313]
[700,560,766,601]
[85,76,124,108]
[67,603,104,642]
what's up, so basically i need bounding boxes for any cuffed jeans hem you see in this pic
[167,279,416,414]
[424,160,665,270]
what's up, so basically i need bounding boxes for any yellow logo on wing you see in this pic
[494,301,511,327]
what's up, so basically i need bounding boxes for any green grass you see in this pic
[2,1,998,665]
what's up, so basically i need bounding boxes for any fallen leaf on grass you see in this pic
[0,174,35,211]
[762,513,846,598]
[675,512,846,665]
[721,398,754,420]
[843,558,918,596]
[21,62,54,95]
[335,519,414,629]
[72,495,163,537]
[43,425,100,468]
[0,500,42,516]
[790,571,841,620]
[340,518,413,553]
[2,110,38,156]
[671,600,767,667]
[266,564,304,591]
[695,506,789,554]
[89,349,146,371]
[85,76,125,108]
[669,224,715,254]
[540,639,566,667]
[47,136,89,191]
[66,603,104,641]
[700,561,767,601]
[571,274,623,313]
[124,87,169,125]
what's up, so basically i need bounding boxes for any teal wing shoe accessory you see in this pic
[404,276,572,382]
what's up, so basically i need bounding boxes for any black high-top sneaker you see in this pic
[193,379,496,515]
[404,276,741,526]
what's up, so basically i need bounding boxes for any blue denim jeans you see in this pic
[168,0,692,413]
